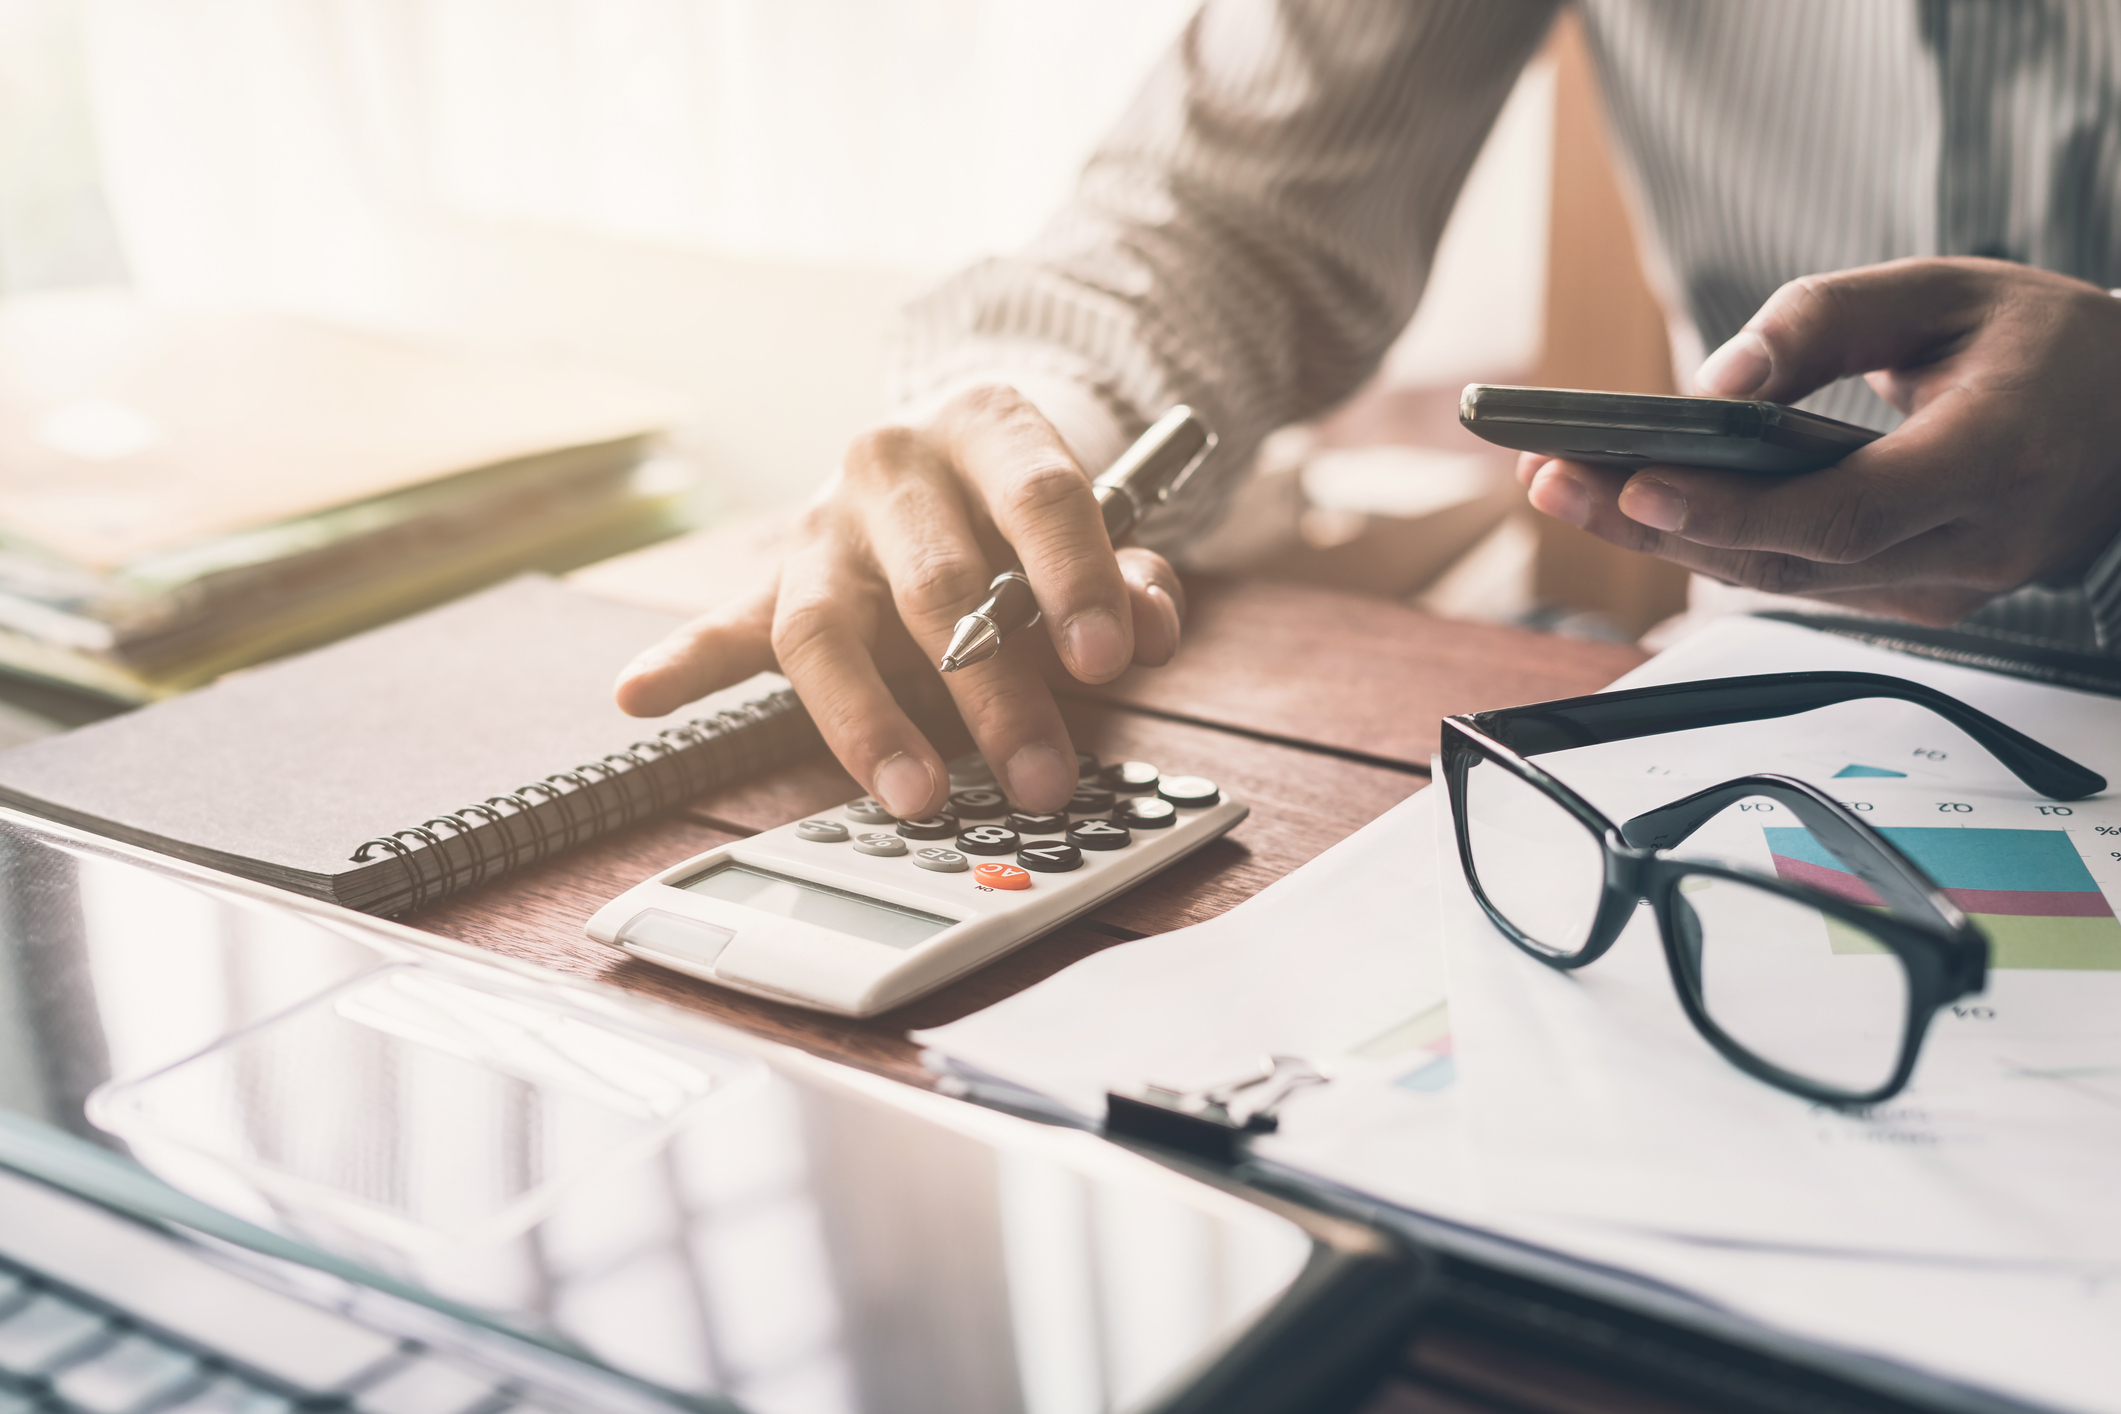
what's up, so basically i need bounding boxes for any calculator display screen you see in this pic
[677,861,954,949]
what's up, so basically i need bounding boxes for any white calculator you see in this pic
[586,752,1247,1016]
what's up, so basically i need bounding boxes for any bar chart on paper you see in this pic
[1766,823,2121,970]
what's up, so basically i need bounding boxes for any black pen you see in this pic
[939,406,1216,673]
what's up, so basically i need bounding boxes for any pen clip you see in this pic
[1155,422,1217,506]
[1091,406,1218,513]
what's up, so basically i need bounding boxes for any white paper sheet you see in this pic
[915,790,1475,1212]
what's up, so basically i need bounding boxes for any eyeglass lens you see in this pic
[1670,866,1912,1096]
[1459,754,1605,959]
[1464,755,1920,1097]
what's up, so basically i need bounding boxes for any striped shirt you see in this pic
[889,0,2121,655]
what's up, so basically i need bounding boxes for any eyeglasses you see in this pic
[1440,671,2105,1104]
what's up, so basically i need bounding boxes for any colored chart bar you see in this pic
[1764,826,2121,971]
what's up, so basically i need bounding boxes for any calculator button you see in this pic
[1075,752,1101,779]
[1067,785,1116,814]
[1067,818,1132,851]
[1018,840,1083,872]
[1100,760,1159,795]
[1006,810,1068,834]
[914,847,969,873]
[845,797,895,825]
[946,752,995,787]
[853,832,909,857]
[957,825,1022,855]
[1157,775,1221,808]
[974,862,1032,890]
[948,788,1009,820]
[896,813,960,840]
[795,819,850,843]
[1115,796,1178,829]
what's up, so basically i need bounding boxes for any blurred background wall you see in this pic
[1,0,1556,515]
[3,1,1709,639]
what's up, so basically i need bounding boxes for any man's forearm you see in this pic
[887,0,1560,553]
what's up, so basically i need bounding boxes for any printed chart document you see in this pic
[1443,619,2121,1261]
[1437,617,2121,1410]
[924,615,2121,1412]
[1443,779,2121,1251]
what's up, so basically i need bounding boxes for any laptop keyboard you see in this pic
[0,1169,566,1414]
[0,1262,279,1413]
[0,1253,567,1414]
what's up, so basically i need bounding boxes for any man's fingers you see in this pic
[1524,458,1595,526]
[614,583,779,717]
[937,644,1081,811]
[845,426,998,648]
[849,418,1082,812]
[1608,449,1938,564]
[1118,547,1184,666]
[1608,383,2002,565]
[769,535,950,820]
[939,387,1135,683]
[1695,259,1992,403]
[1525,456,1999,622]
[1572,484,2010,612]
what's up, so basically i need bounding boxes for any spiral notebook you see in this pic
[0,575,822,915]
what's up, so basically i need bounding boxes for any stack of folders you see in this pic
[0,290,694,701]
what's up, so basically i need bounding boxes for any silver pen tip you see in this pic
[939,613,1002,674]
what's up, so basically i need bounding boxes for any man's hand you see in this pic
[1518,257,2121,625]
[612,386,1187,819]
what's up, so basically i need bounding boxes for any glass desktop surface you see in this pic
[0,813,1314,1414]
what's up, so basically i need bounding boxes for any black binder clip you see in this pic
[1104,1055,1329,1164]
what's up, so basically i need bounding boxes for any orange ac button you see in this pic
[973,862,1032,890]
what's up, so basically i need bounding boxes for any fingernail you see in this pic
[873,752,936,818]
[1062,607,1127,680]
[1147,583,1181,651]
[1619,477,1687,533]
[1004,741,1075,811]
[1529,468,1590,528]
[612,659,667,715]
[1696,330,1771,396]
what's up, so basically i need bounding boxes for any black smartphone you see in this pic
[1459,383,1879,475]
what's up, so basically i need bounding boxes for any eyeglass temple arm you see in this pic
[1618,774,1959,933]
[1473,671,2104,801]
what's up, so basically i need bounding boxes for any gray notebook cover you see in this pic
[0,575,795,904]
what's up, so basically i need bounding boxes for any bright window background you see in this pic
[3,0,1552,512]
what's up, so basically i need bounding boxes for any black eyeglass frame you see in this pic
[1440,671,2104,1105]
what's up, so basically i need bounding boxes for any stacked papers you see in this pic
[0,292,691,700]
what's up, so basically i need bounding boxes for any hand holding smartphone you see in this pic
[1459,384,1879,475]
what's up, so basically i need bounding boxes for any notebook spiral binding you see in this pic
[348,690,819,915]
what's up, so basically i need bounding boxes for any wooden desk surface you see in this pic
[408,577,1643,1088]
